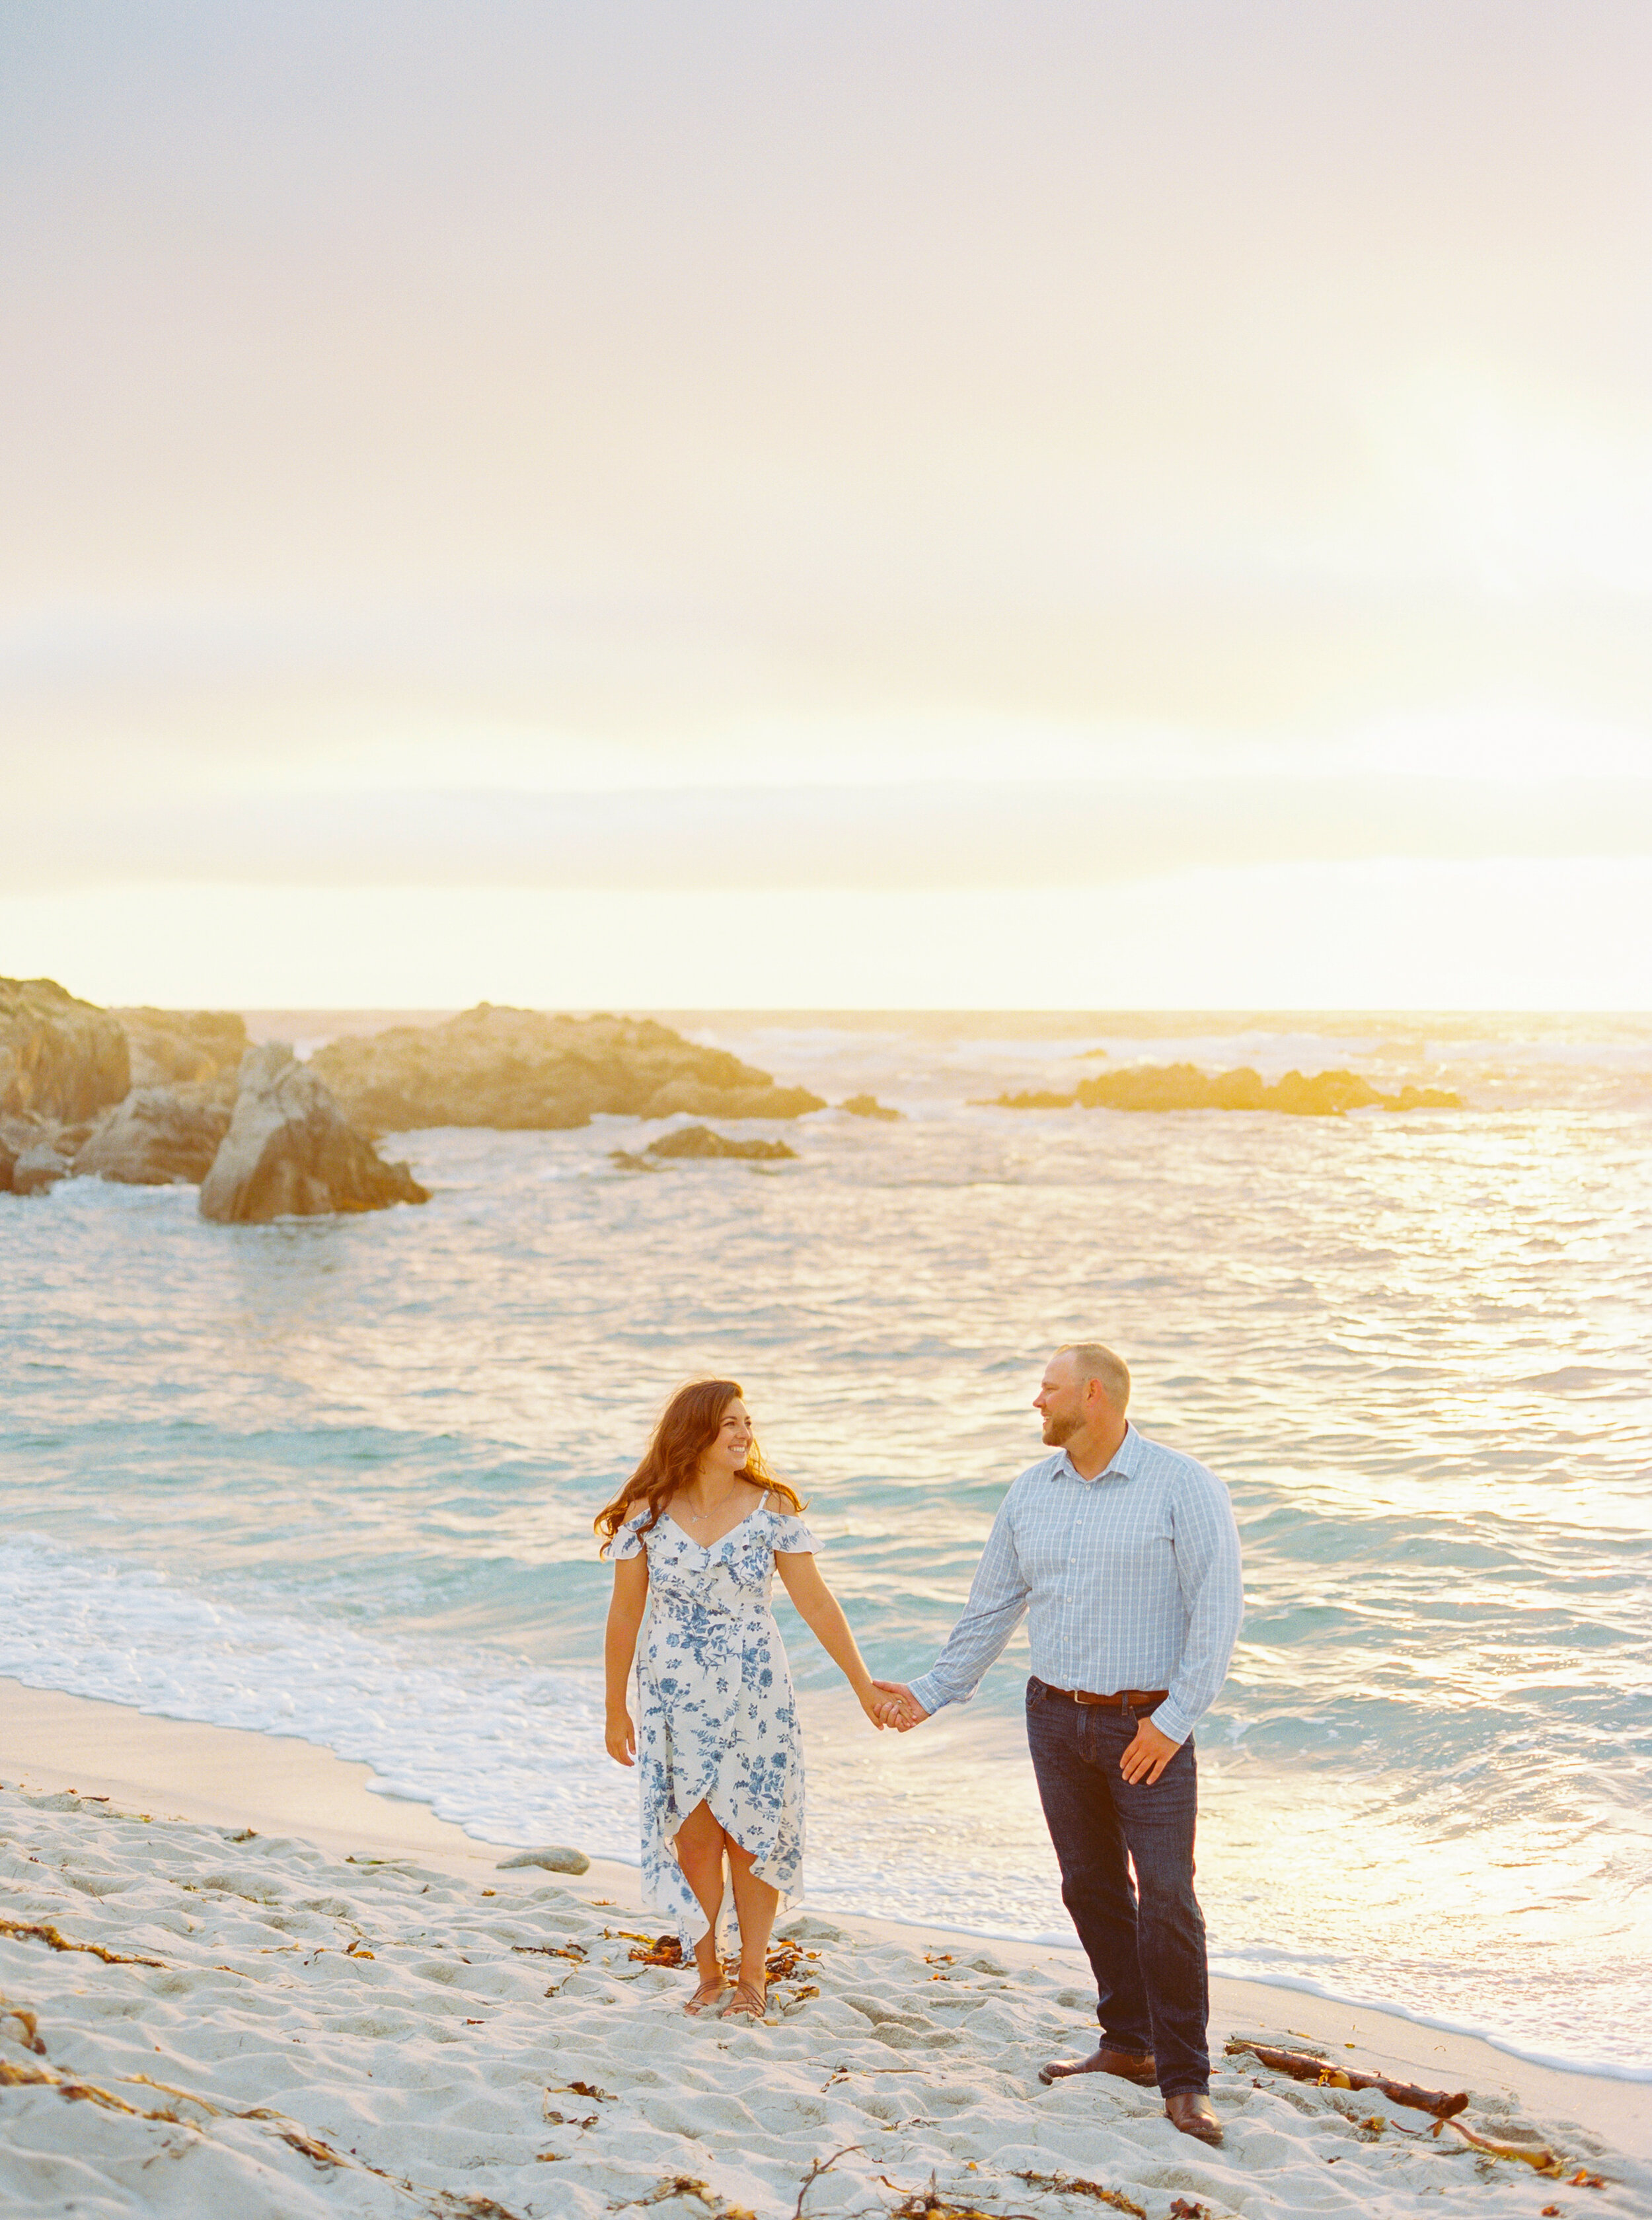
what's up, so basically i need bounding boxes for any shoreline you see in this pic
[4,1675,1647,2166]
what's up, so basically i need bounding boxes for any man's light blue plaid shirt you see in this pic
[907,1423,1243,1745]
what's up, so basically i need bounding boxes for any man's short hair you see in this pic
[1056,1341,1131,1411]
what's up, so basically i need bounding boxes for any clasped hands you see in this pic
[864,1680,928,1732]
[864,1682,1182,1783]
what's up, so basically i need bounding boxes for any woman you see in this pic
[597,1379,890,2024]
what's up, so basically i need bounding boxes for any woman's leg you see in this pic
[672,1800,730,2010]
[726,1838,779,2011]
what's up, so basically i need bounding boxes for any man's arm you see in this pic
[1149,1462,1244,1749]
[887,1492,1033,1722]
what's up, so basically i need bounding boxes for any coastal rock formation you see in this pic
[644,1123,796,1160]
[115,1007,248,1101]
[199,1045,430,1222]
[310,1004,825,1132]
[75,1086,233,1186]
[610,1123,798,1171]
[0,1117,36,1194]
[8,1134,72,1195]
[0,977,130,1125]
[988,1062,1462,1116]
[839,1093,903,1121]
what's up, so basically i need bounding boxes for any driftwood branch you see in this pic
[1435,2115,1607,2182]
[793,2145,863,2220]
[1224,2039,1467,2118]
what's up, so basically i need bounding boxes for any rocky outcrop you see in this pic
[310,1006,825,1132]
[839,1094,903,1121]
[646,1123,796,1161]
[199,1045,430,1222]
[987,1063,1462,1116]
[1,978,130,1125]
[611,1123,798,1171]
[75,1086,234,1186]
[8,1134,72,1195]
[115,1008,248,1101]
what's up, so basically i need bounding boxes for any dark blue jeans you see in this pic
[1024,1676,1209,2096]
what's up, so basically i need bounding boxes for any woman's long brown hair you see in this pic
[595,1378,804,1555]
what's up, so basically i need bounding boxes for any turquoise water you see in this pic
[2,1014,1649,2074]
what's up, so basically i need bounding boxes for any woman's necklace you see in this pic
[677,1481,746,1530]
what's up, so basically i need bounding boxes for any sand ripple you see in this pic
[1,1787,1643,2219]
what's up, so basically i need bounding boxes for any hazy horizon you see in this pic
[4,3,1651,1007]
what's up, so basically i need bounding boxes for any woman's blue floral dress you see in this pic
[614,1494,817,1948]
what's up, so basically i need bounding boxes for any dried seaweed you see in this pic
[881,2172,1040,2220]
[1013,2170,1146,2216]
[609,2176,755,2217]
[0,2055,184,2119]
[0,1914,166,1968]
[1,2054,528,2217]
[628,1933,685,1966]
[0,1997,45,2055]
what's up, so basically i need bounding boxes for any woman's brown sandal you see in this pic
[720,1980,769,2024]
[683,1972,729,2016]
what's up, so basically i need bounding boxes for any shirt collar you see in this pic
[1052,1421,1141,1487]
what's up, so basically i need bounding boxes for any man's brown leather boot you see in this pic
[1164,2090,1223,2145]
[1038,2044,1158,2087]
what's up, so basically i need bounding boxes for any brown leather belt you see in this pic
[1044,1685,1168,1709]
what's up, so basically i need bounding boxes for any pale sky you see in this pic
[3,1,1651,1007]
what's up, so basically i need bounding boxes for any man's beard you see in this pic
[1041,1408,1079,1444]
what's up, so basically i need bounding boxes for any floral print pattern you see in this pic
[614,1497,817,1947]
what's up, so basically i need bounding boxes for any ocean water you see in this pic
[3,1012,1650,2077]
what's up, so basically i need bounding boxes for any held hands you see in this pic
[605,1710,636,1767]
[854,1680,924,1730]
[870,1679,930,1732]
[1119,1717,1179,1785]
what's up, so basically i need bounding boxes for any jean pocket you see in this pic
[1025,1675,1047,1707]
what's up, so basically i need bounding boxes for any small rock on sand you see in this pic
[496,1844,591,1874]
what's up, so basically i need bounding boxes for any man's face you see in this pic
[1034,1354,1087,1445]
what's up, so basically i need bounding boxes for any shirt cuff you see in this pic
[1149,1701,1193,1745]
[906,1672,951,1717]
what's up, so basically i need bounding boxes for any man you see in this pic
[875,1343,1243,2147]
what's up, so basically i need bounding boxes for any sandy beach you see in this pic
[2,1680,1647,2219]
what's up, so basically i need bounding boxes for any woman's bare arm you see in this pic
[603,1552,650,1765]
[775,1551,893,1728]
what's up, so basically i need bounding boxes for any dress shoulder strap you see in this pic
[758,1487,770,1512]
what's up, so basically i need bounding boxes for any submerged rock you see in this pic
[839,1093,903,1121]
[0,977,130,1126]
[496,1845,590,1875]
[9,1135,71,1195]
[611,1123,799,1171]
[0,1119,32,1194]
[75,1086,233,1186]
[198,1045,430,1222]
[310,1004,825,1131]
[986,1062,1461,1116]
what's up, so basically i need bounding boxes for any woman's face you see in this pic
[701,1398,753,1477]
